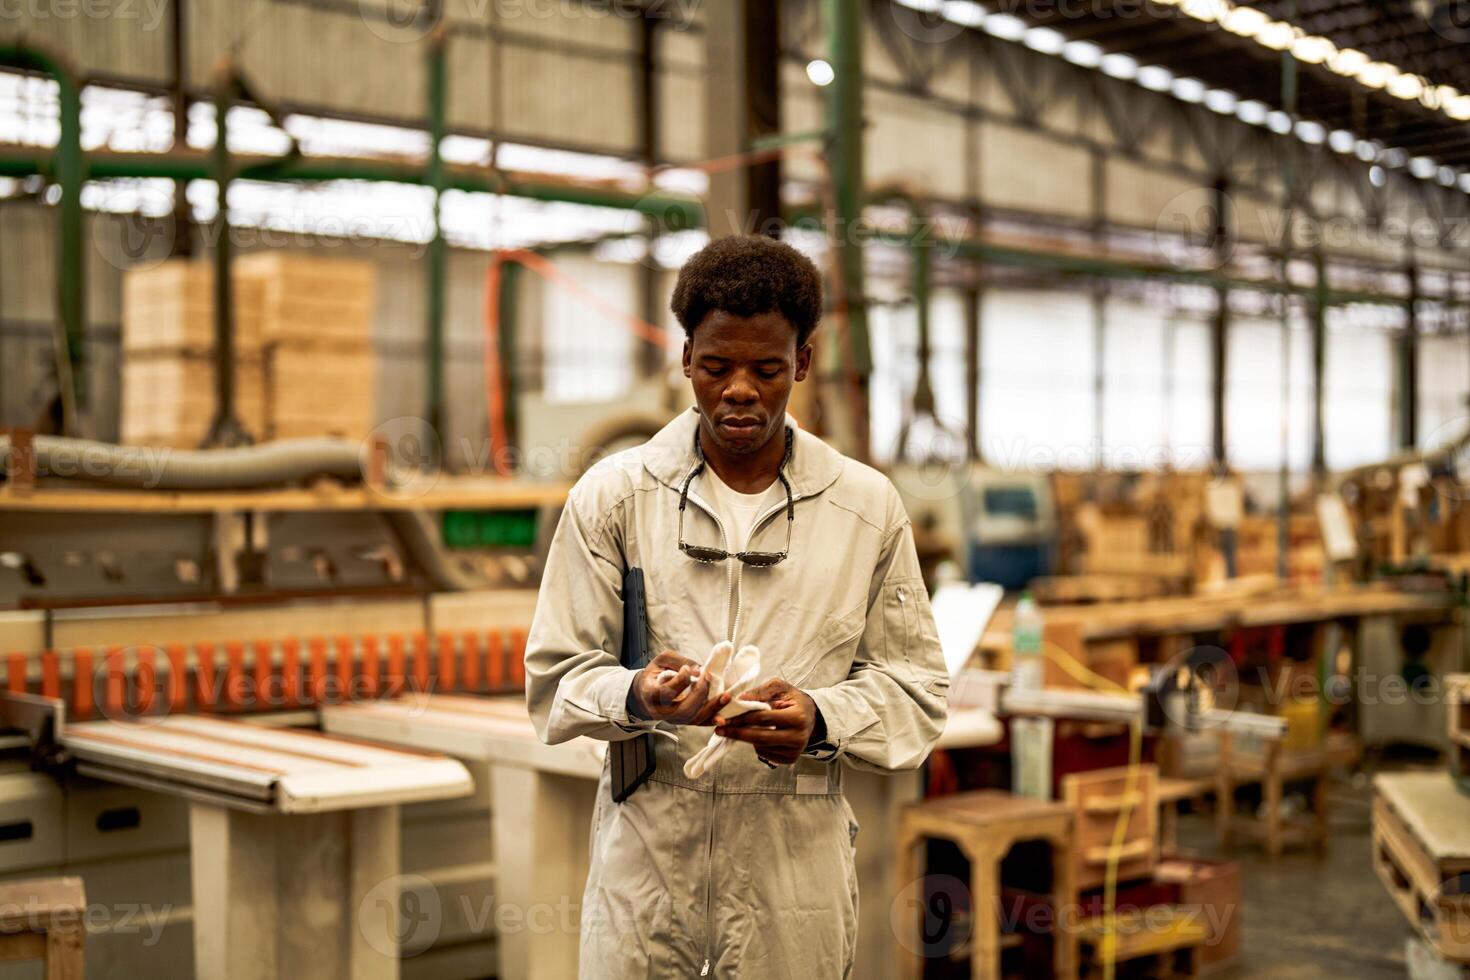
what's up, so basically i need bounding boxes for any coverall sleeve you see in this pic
[805,506,950,772]
[524,492,653,744]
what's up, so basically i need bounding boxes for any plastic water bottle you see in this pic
[1011,591,1043,692]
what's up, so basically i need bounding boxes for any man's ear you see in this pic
[682,340,693,378]
[794,343,813,382]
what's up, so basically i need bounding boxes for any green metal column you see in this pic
[1399,253,1420,450]
[1210,178,1231,468]
[426,28,449,440]
[0,44,84,434]
[824,0,870,461]
[1311,247,1328,477]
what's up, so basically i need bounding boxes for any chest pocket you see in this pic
[783,602,866,688]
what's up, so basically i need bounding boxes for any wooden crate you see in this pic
[120,352,266,448]
[122,261,263,354]
[262,343,376,443]
[1372,772,1470,964]
[1062,764,1159,892]
[235,251,376,347]
[1156,857,1241,969]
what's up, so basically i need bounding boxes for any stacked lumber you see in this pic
[121,254,377,447]
[120,262,266,447]
[236,251,377,443]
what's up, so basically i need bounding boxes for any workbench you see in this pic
[322,695,1002,980]
[60,711,474,980]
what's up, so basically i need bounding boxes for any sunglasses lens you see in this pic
[683,546,728,563]
[739,552,784,567]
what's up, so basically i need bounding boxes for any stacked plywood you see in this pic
[120,262,266,447]
[236,251,377,444]
[121,254,377,447]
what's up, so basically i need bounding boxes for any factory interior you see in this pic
[4,0,1470,977]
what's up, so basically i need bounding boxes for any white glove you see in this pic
[680,642,770,779]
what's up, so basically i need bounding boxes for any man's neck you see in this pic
[698,420,786,494]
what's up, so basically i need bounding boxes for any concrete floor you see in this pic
[1175,772,1418,979]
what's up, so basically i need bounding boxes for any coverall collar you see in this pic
[641,407,843,500]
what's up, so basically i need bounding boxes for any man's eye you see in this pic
[759,368,781,379]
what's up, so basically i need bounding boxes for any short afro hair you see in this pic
[671,235,823,346]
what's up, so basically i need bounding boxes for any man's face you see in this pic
[682,310,812,457]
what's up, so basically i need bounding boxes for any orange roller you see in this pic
[437,633,456,692]
[165,644,186,713]
[411,633,429,693]
[361,635,381,699]
[194,643,217,712]
[253,640,273,711]
[73,648,95,720]
[485,631,504,691]
[334,635,355,704]
[40,651,60,700]
[307,637,328,705]
[386,635,406,698]
[461,632,480,690]
[104,646,126,717]
[135,647,156,715]
[509,629,528,686]
[6,653,25,695]
[281,638,301,707]
[225,642,245,712]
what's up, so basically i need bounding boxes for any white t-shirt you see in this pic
[701,467,779,554]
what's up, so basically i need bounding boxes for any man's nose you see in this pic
[723,373,758,403]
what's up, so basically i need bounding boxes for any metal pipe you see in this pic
[0,43,84,434]
[204,65,250,448]
[426,28,448,439]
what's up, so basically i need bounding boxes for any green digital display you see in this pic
[441,509,539,550]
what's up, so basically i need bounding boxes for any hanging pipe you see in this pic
[0,42,84,435]
[203,61,252,448]
[426,26,448,439]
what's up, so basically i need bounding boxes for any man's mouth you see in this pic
[717,417,763,433]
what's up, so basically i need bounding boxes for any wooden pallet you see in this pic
[122,260,264,354]
[1372,772,1470,964]
[263,341,376,443]
[236,251,376,348]
[120,351,267,448]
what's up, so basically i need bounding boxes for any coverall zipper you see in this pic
[682,481,800,976]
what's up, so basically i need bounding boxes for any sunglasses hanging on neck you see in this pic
[678,427,795,567]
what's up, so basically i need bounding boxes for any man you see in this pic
[526,235,948,978]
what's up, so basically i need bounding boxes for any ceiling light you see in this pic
[1138,65,1174,91]
[1256,21,1297,50]
[1439,167,1459,188]
[1236,100,1269,125]
[1295,121,1326,144]
[1330,48,1370,76]
[1448,96,1470,121]
[1385,147,1408,168]
[1410,156,1438,179]
[805,59,834,87]
[1101,53,1139,80]
[1062,41,1103,67]
[1267,111,1294,134]
[1357,62,1395,89]
[1461,174,1470,193]
[1292,35,1336,64]
[941,1,987,27]
[1370,166,1387,187]
[1328,130,1356,153]
[1223,6,1269,36]
[1205,89,1238,115]
[1180,0,1222,22]
[982,13,1027,40]
[1023,27,1066,54]
[1172,77,1207,103]
[1388,73,1425,101]
[1355,140,1380,162]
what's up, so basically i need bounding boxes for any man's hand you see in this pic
[628,651,730,725]
[714,678,818,766]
